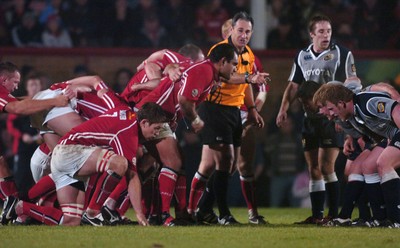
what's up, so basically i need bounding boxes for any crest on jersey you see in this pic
[128,112,136,120]
[192,89,199,97]
[377,102,385,113]
[324,54,334,61]
[351,64,356,72]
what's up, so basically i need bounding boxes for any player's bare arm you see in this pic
[127,169,149,226]
[244,86,264,128]
[222,71,269,85]
[5,95,69,115]
[130,79,162,92]
[178,95,204,133]
[276,81,299,127]
[136,49,169,71]
[144,61,163,80]
[163,64,183,82]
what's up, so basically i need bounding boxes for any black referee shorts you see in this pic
[198,101,242,147]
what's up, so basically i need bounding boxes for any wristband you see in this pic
[248,105,257,111]
[192,115,201,125]
[244,72,251,84]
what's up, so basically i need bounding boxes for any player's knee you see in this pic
[108,155,128,177]
[310,168,322,179]
[161,154,182,170]
[375,157,388,175]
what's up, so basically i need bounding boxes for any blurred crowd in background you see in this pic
[0,0,399,208]
[0,0,399,49]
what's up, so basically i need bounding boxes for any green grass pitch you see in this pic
[1,208,400,248]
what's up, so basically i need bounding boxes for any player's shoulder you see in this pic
[294,45,312,59]
[330,42,352,54]
[185,59,214,79]
[355,91,391,113]
[164,49,187,63]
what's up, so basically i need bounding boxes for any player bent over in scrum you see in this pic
[14,102,167,226]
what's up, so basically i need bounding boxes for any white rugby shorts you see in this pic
[51,144,96,190]
[33,89,77,126]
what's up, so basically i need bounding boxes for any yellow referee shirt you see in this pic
[206,37,255,107]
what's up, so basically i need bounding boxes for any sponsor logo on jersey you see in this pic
[216,136,223,141]
[324,54,334,61]
[377,102,385,113]
[305,68,326,77]
[304,55,312,61]
[192,89,199,97]
[120,110,127,120]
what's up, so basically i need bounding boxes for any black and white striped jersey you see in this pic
[289,43,356,84]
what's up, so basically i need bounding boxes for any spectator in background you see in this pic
[335,23,358,50]
[133,13,176,48]
[267,16,302,49]
[11,11,43,47]
[42,14,72,47]
[196,0,229,46]
[265,115,304,207]
[102,0,136,47]
[353,0,385,49]
[265,0,286,38]
[8,75,43,200]
[386,0,400,49]
[63,0,97,47]
[317,0,355,32]
[223,0,250,17]
[131,0,158,32]
[38,0,67,25]
[291,0,320,47]
[28,0,47,19]
[112,67,133,94]
[3,0,27,29]
[0,15,10,46]
[317,0,357,49]
[159,0,195,47]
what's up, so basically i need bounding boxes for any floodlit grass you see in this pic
[1,208,400,248]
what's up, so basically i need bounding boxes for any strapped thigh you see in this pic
[96,149,116,173]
